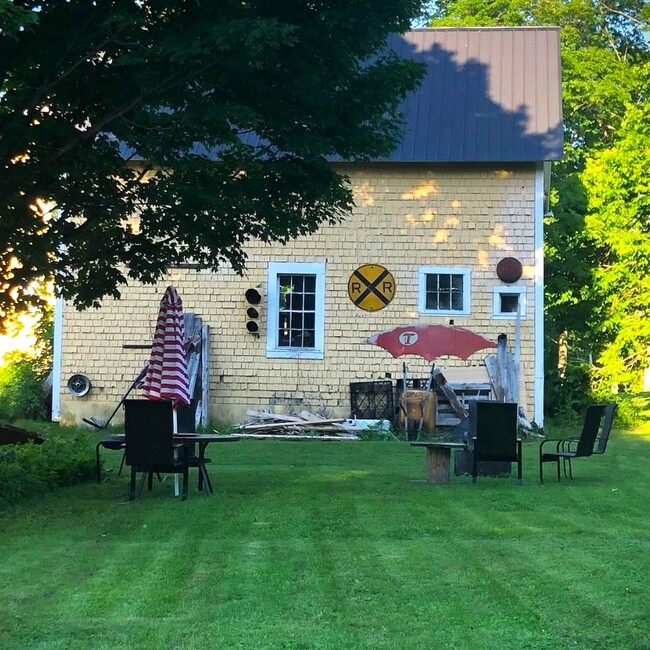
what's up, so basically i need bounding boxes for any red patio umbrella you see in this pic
[142,284,190,416]
[367,324,496,361]
[142,286,190,497]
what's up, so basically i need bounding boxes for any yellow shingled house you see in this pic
[52,28,563,429]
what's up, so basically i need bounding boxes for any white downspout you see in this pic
[51,296,64,421]
[534,164,545,427]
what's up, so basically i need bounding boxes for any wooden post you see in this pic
[496,333,509,401]
[201,324,210,429]
[514,305,521,405]
[426,447,451,483]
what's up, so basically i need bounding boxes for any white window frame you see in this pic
[266,261,325,359]
[492,285,527,320]
[418,266,471,316]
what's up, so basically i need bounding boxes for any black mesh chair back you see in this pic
[574,404,606,458]
[471,401,519,461]
[176,400,196,434]
[124,399,175,467]
[470,401,522,483]
[595,403,616,454]
[123,399,189,500]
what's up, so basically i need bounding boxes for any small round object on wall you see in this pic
[496,257,523,283]
[67,374,92,397]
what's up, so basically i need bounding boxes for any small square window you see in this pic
[493,286,526,319]
[500,294,520,313]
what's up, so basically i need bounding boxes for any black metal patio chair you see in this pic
[560,403,616,473]
[95,435,126,483]
[124,399,189,500]
[470,401,522,484]
[539,404,612,483]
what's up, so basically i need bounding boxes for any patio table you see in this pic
[172,433,241,495]
[96,433,241,495]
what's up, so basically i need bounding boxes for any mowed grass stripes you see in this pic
[1,430,649,649]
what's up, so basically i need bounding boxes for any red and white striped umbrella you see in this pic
[142,286,190,407]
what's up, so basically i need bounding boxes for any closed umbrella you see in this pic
[143,285,191,411]
[142,286,191,495]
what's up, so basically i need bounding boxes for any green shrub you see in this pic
[0,352,48,421]
[0,426,95,508]
[544,362,593,418]
[590,391,646,428]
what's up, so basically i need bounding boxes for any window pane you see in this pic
[304,293,315,310]
[278,311,290,347]
[292,275,304,292]
[291,293,303,310]
[500,294,519,313]
[439,288,451,310]
[304,276,316,293]
[450,275,462,310]
[423,272,465,312]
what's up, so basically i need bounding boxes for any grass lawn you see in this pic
[1,426,649,649]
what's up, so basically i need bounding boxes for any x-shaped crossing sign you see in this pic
[347,264,396,312]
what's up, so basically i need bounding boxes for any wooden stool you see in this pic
[410,442,467,483]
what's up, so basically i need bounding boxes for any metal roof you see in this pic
[120,28,563,164]
[382,28,563,163]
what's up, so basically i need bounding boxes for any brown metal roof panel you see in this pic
[382,28,563,163]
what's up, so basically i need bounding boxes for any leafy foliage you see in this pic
[582,66,650,392]
[0,351,47,420]
[544,361,592,417]
[0,0,425,325]
[0,294,53,420]
[0,424,94,508]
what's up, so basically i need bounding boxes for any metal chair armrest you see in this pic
[560,437,579,452]
[539,438,563,454]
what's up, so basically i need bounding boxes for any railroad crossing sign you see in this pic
[348,264,396,312]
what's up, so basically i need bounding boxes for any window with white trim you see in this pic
[266,261,325,359]
[493,285,526,319]
[418,267,471,315]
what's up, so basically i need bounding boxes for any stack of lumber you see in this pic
[237,410,360,440]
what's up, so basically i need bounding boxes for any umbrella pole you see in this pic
[401,363,408,440]
[418,364,436,435]
[173,408,180,497]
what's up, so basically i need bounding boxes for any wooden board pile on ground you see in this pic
[237,410,364,440]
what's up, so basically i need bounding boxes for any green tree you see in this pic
[0,0,424,328]
[582,66,650,392]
